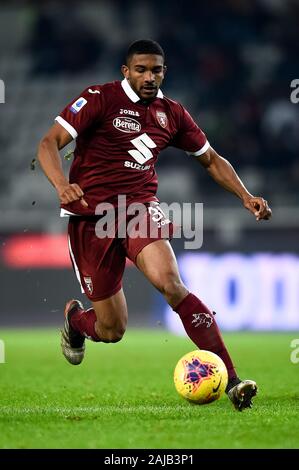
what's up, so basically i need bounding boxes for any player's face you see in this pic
[122,54,166,100]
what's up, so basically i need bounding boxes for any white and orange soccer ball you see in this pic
[174,350,228,405]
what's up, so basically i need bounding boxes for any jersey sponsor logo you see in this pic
[124,161,151,171]
[84,276,93,295]
[128,133,156,164]
[119,108,140,116]
[156,110,168,128]
[113,116,141,133]
[70,97,87,114]
[88,88,101,94]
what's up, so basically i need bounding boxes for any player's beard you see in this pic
[140,86,157,100]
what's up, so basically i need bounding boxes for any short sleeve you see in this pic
[55,86,104,139]
[170,105,210,156]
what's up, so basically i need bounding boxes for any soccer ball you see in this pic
[174,350,228,404]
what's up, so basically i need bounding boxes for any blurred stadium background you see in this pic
[0,0,298,332]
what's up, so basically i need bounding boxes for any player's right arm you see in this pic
[37,123,88,207]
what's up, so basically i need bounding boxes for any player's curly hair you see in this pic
[126,39,165,64]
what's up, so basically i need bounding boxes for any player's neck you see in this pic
[139,98,154,106]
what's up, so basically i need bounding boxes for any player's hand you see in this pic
[242,196,271,221]
[56,183,88,207]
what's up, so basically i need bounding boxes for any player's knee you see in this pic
[101,328,126,343]
[161,276,185,298]
[157,275,188,307]
[109,329,125,343]
[95,319,126,343]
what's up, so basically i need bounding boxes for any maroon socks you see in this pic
[69,291,238,382]
[174,293,237,380]
[70,308,101,342]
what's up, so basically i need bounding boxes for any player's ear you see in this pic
[121,65,129,79]
[163,65,167,77]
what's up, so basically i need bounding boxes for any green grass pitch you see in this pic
[0,329,299,449]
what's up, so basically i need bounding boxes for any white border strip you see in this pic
[0,79,5,103]
[121,78,139,103]
[187,140,210,157]
[55,116,78,139]
[0,404,189,415]
[60,208,78,217]
[67,235,85,293]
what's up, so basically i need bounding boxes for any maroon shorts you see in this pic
[67,202,174,301]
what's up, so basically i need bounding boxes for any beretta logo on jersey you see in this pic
[113,116,141,133]
[70,97,87,114]
[156,111,168,128]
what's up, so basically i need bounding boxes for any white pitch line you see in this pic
[0,404,189,415]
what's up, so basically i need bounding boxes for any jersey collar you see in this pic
[121,78,163,103]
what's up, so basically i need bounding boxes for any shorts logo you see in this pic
[148,204,171,228]
[84,276,93,295]
[70,97,87,114]
[156,111,168,128]
[113,117,141,133]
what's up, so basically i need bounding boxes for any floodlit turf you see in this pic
[0,328,299,449]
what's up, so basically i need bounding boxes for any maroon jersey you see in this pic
[56,79,210,215]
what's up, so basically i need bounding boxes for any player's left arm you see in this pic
[198,146,272,221]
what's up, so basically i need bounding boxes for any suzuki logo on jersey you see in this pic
[156,111,168,128]
[124,161,151,171]
[124,133,156,170]
[128,133,157,164]
[70,97,87,114]
[113,117,141,133]
[119,109,140,116]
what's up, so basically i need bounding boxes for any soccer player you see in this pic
[37,39,271,411]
